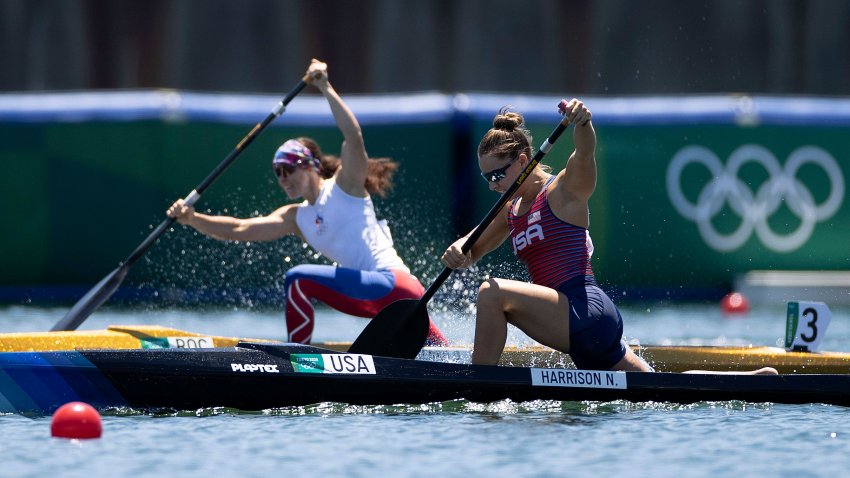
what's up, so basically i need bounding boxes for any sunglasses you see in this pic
[480,157,518,183]
[273,160,309,179]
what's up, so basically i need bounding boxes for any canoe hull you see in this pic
[2,343,849,415]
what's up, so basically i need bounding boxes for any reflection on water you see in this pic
[98,398,781,421]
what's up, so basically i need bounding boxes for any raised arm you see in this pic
[556,98,597,201]
[166,200,301,242]
[305,59,368,196]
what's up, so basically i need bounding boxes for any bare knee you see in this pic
[477,279,504,308]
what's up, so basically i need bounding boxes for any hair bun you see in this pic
[492,107,524,131]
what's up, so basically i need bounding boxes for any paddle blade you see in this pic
[348,299,430,359]
[50,265,129,331]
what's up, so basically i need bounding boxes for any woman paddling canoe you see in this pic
[167,59,447,347]
[440,100,774,375]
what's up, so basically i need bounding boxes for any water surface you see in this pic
[1,303,848,477]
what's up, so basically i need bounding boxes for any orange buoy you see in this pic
[720,292,750,315]
[51,401,102,439]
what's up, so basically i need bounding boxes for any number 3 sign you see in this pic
[785,301,832,352]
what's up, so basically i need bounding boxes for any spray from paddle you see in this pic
[349,107,572,359]
[51,78,309,331]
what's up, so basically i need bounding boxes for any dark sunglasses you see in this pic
[273,160,309,178]
[480,158,517,183]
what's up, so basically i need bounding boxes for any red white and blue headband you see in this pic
[273,139,319,171]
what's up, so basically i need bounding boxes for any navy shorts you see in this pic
[557,275,627,370]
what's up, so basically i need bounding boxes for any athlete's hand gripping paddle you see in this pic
[51,78,309,332]
[349,104,573,358]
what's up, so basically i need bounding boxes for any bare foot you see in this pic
[684,367,779,375]
[751,367,779,375]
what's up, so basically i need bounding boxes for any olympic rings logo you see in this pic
[666,144,845,252]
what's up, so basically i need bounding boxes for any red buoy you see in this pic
[51,401,102,439]
[720,292,750,315]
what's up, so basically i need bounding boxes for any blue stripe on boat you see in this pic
[0,352,126,414]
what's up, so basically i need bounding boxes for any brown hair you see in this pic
[477,107,533,160]
[297,137,399,198]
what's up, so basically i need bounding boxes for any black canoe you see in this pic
[2,342,848,415]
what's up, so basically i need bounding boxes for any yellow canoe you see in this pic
[0,325,847,374]
[321,342,850,374]
[0,325,278,352]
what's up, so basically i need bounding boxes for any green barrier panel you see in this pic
[0,92,456,303]
[597,125,847,291]
[465,95,849,298]
[2,92,848,302]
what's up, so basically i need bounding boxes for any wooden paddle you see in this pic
[50,78,309,332]
[349,111,573,358]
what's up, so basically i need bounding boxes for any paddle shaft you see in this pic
[51,79,308,331]
[418,115,572,305]
[122,79,308,270]
[348,112,572,358]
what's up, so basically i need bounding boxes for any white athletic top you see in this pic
[295,178,408,272]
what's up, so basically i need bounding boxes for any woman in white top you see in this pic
[167,59,448,346]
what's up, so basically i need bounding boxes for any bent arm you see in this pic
[559,99,597,200]
[441,205,511,269]
[305,59,368,195]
